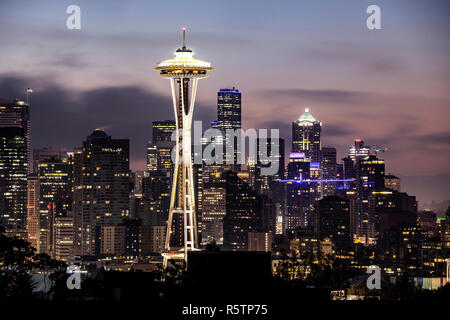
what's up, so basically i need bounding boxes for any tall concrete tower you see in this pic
[154,28,214,267]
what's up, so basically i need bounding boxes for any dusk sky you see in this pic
[0,0,449,205]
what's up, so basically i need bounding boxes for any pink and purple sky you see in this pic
[0,0,449,206]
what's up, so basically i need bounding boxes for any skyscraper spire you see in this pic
[182,26,186,49]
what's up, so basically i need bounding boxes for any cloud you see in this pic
[322,124,354,137]
[265,88,371,104]
[414,131,450,146]
[0,73,215,170]
[365,58,405,74]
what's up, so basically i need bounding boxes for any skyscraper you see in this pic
[146,141,158,173]
[249,137,286,233]
[285,153,313,229]
[348,139,371,162]
[141,171,170,226]
[197,88,243,243]
[370,189,417,239]
[33,148,66,174]
[26,175,39,249]
[250,137,285,194]
[201,181,226,245]
[292,108,321,163]
[385,174,401,192]
[37,157,72,257]
[73,129,130,256]
[152,120,176,176]
[0,98,30,237]
[223,172,262,251]
[152,120,176,144]
[217,87,241,131]
[321,147,337,196]
[314,196,351,254]
[54,216,74,261]
[355,154,385,243]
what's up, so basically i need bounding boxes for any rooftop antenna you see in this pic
[182,26,186,49]
[26,88,33,105]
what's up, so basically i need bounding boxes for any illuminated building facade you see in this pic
[201,184,226,245]
[340,156,356,191]
[0,99,30,237]
[140,225,166,254]
[314,196,351,254]
[154,28,214,266]
[381,225,421,272]
[355,155,385,243]
[292,108,321,163]
[248,231,273,252]
[73,129,129,256]
[250,137,285,195]
[199,127,231,245]
[146,141,158,173]
[141,171,170,226]
[417,210,438,238]
[385,174,400,192]
[217,87,241,130]
[26,174,39,249]
[33,148,66,174]
[152,120,176,176]
[223,172,262,251]
[321,147,337,196]
[348,139,370,162]
[289,229,319,258]
[38,157,72,257]
[120,218,141,256]
[442,207,450,243]
[100,225,126,256]
[286,153,313,229]
[54,216,74,261]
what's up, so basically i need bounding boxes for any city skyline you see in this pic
[0,1,448,204]
[1,2,450,305]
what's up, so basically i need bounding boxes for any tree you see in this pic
[0,234,66,300]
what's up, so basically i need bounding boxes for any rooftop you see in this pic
[297,108,318,123]
[154,28,214,74]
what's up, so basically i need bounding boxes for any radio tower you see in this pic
[154,28,214,268]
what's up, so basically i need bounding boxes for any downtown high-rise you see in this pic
[36,156,73,257]
[73,129,130,256]
[292,108,321,163]
[217,87,241,131]
[152,120,176,176]
[200,87,242,245]
[0,98,30,237]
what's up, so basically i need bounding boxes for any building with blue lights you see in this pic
[292,108,321,163]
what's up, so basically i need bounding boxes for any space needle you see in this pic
[154,28,214,267]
